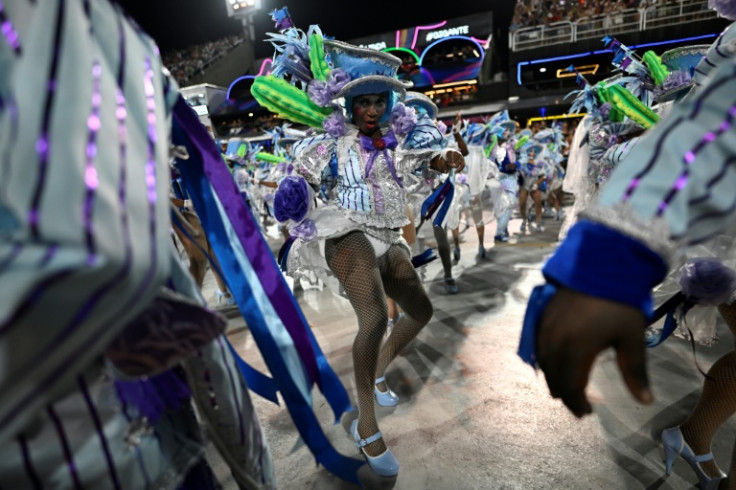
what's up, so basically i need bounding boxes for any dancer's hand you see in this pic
[432,150,465,173]
[536,287,654,417]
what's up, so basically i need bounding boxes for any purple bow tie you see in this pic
[359,130,402,188]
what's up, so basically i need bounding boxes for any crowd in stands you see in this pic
[509,0,687,32]
[162,35,245,85]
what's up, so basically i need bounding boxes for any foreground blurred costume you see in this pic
[0,1,278,487]
[252,12,463,476]
[519,6,736,489]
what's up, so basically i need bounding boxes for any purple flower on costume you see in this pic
[307,80,332,107]
[709,0,736,19]
[598,102,611,120]
[679,257,736,305]
[273,176,311,223]
[291,218,317,241]
[654,70,692,99]
[456,173,468,185]
[327,68,351,94]
[323,110,347,137]
[436,120,447,134]
[389,103,417,136]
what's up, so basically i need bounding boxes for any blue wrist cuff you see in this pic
[543,220,668,316]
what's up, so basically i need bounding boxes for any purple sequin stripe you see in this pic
[0,1,21,54]
[0,40,160,440]
[83,60,102,263]
[78,376,122,490]
[17,434,43,490]
[39,242,58,267]
[688,156,736,206]
[30,0,66,239]
[656,104,736,216]
[47,404,83,489]
[622,65,736,200]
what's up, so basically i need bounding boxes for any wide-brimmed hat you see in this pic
[522,141,544,156]
[661,45,710,73]
[323,40,412,101]
[493,120,517,137]
[654,44,709,103]
[462,122,491,146]
[404,91,438,119]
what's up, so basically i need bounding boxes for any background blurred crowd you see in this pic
[509,0,685,31]
[162,35,245,84]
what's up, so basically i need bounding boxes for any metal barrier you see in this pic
[574,9,641,42]
[509,21,574,51]
[510,0,717,51]
[642,0,718,29]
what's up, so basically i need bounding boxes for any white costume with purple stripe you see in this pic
[586,21,736,257]
[0,1,273,488]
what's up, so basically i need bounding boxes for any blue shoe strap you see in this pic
[375,376,385,384]
[694,452,715,462]
[356,431,383,447]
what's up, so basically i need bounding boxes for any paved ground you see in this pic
[200,208,736,490]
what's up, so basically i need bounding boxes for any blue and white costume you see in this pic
[0,1,274,488]
[286,115,447,288]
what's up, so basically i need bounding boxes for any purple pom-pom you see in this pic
[654,70,692,99]
[326,68,351,95]
[598,102,611,120]
[307,80,332,107]
[709,0,736,19]
[322,110,347,137]
[290,218,317,241]
[273,176,311,223]
[679,257,736,305]
[389,103,417,136]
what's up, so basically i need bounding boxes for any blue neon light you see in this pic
[515,33,718,85]
[227,75,256,100]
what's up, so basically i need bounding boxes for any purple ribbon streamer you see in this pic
[173,101,320,387]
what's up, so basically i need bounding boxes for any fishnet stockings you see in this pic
[325,231,432,457]
[681,302,736,480]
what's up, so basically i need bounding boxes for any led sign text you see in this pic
[426,25,469,42]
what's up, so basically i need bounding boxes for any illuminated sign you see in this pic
[348,12,492,53]
[359,41,388,50]
[425,25,470,42]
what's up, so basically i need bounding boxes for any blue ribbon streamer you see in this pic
[277,236,296,272]
[170,212,280,403]
[518,283,558,367]
[646,310,680,348]
[225,339,279,404]
[432,180,455,228]
[411,248,438,268]
[418,176,455,231]
[171,98,363,484]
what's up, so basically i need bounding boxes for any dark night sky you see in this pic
[119,0,515,59]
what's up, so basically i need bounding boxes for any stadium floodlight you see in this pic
[225,0,261,18]
[224,0,262,41]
